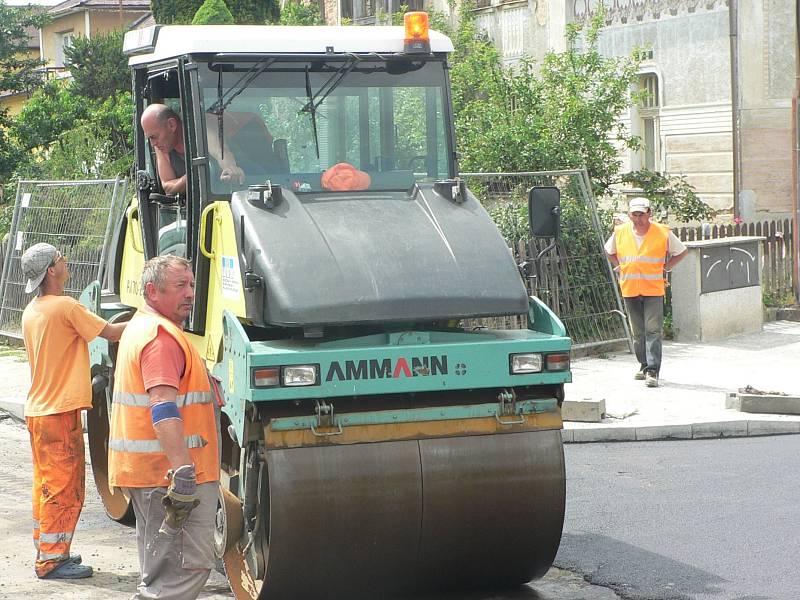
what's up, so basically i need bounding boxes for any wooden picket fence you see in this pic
[675,219,796,303]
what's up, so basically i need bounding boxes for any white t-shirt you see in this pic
[604,226,686,257]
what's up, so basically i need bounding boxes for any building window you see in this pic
[637,73,660,171]
[341,0,423,23]
[55,30,74,67]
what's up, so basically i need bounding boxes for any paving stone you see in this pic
[562,399,605,423]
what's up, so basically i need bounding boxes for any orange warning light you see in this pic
[404,11,431,53]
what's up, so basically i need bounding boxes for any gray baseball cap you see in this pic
[21,243,58,293]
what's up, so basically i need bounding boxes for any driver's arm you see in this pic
[206,130,245,185]
[155,147,187,195]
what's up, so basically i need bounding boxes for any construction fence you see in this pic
[463,169,631,350]
[0,178,127,339]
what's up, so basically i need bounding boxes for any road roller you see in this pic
[84,13,571,599]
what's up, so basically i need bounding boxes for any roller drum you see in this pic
[252,429,565,599]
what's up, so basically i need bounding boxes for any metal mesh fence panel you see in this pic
[0,178,128,339]
[462,169,631,350]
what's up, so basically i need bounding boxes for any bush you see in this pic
[192,0,235,24]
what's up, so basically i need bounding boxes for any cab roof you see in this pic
[124,25,455,66]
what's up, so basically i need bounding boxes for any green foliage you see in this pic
[279,0,323,25]
[0,1,50,180]
[0,2,49,97]
[152,0,277,24]
[192,0,234,24]
[12,82,88,153]
[11,89,134,181]
[763,289,796,308]
[619,169,713,223]
[64,31,130,99]
[438,4,640,198]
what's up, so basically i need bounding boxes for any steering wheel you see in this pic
[404,155,429,171]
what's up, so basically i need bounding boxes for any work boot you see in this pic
[39,560,93,579]
[645,371,659,388]
[634,366,647,380]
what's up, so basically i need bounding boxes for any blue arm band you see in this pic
[151,401,181,425]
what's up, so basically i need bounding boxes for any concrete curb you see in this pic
[562,420,800,443]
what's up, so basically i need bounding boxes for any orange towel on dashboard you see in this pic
[321,163,371,191]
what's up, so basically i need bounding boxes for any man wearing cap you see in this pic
[20,243,127,580]
[605,198,687,387]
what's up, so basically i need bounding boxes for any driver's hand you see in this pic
[219,165,245,185]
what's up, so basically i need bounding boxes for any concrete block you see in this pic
[725,392,741,410]
[635,425,692,441]
[562,399,606,423]
[572,427,636,443]
[560,428,574,444]
[738,394,800,415]
[747,420,800,436]
[692,420,749,439]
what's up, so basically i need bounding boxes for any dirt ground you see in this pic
[0,416,233,600]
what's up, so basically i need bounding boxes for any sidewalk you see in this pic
[564,320,800,442]
[3,322,800,443]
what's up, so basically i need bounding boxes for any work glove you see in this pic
[161,464,199,531]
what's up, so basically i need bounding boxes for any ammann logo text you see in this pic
[325,355,448,382]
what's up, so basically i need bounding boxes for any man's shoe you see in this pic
[634,368,646,381]
[67,553,81,564]
[39,561,93,580]
[645,371,659,388]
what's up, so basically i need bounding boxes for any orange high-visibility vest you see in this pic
[614,221,670,297]
[108,310,218,488]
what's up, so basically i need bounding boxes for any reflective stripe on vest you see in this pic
[112,390,214,408]
[108,433,208,454]
[615,222,669,297]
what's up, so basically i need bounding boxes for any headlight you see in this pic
[282,365,319,387]
[510,353,543,374]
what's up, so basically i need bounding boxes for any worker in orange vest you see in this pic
[108,255,219,600]
[605,197,688,388]
[21,242,126,579]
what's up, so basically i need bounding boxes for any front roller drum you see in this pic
[231,429,564,599]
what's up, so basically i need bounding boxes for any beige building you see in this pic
[40,0,150,70]
[0,25,41,118]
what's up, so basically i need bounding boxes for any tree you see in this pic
[192,0,234,24]
[0,1,50,181]
[279,1,323,25]
[436,3,711,231]
[65,31,130,99]
[151,0,277,24]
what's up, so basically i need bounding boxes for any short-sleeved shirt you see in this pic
[140,326,186,400]
[605,226,686,257]
[169,149,186,179]
[21,295,107,416]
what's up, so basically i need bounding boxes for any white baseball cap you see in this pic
[628,197,650,213]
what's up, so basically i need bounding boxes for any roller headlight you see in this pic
[282,365,319,387]
[510,353,543,374]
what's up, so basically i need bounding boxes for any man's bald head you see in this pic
[141,103,184,155]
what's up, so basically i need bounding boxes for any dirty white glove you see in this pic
[161,464,199,531]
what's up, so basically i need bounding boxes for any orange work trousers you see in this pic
[26,410,85,577]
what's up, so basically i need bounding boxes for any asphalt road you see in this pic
[557,435,800,600]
